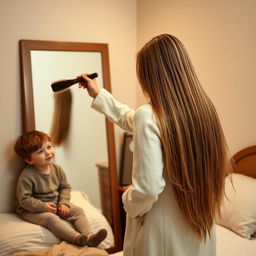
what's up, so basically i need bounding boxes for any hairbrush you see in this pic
[51,72,98,93]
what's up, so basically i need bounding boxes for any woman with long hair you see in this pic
[79,34,232,256]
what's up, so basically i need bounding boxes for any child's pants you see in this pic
[20,203,92,243]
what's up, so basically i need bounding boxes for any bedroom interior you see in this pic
[0,0,256,255]
[1,143,256,255]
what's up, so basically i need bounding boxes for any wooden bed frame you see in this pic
[233,145,256,178]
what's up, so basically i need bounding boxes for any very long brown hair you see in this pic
[136,34,232,241]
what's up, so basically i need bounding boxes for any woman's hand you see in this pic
[78,73,100,98]
[58,204,70,217]
[44,202,57,213]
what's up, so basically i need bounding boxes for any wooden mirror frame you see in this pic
[19,39,122,253]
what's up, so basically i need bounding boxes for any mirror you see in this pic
[19,39,122,253]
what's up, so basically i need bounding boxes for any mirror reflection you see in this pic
[31,50,106,209]
[19,40,122,252]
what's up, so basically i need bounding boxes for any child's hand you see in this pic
[44,202,57,213]
[58,204,70,217]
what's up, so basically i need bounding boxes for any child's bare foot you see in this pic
[87,229,107,247]
[75,234,88,246]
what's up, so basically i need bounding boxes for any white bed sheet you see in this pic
[109,225,256,256]
[216,224,256,256]
[0,191,114,256]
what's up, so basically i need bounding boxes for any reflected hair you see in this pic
[136,34,232,241]
[50,89,72,146]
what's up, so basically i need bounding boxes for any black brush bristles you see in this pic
[51,73,98,93]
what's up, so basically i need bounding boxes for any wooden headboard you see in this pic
[233,145,256,178]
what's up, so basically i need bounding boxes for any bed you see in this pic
[0,190,114,256]
[110,145,256,256]
[1,146,256,256]
[215,145,256,256]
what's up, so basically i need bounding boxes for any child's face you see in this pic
[26,140,55,168]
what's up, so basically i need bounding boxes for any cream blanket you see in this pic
[11,242,108,256]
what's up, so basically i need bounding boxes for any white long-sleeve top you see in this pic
[92,88,216,256]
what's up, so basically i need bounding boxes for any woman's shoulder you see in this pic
[136,104,152,116]
[135,104,157,123]
[135,104,160,133]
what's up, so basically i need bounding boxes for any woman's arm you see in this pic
[79,74,135,133]
[122,106,166,218]
[92,88,135,133]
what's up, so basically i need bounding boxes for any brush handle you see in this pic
[51,73,98,93]
[73,73,98,84]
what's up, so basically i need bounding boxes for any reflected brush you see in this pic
[51,72,98,93]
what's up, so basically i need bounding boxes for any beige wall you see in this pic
[0,0,136,212]
[137,0,256,155]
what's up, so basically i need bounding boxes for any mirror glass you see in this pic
[31,50,106,209]
[19,40,121,252]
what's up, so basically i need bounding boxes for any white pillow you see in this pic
[0,190,114,256]
[216,173,256,239]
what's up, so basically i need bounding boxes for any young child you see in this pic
[14,130,107,247]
